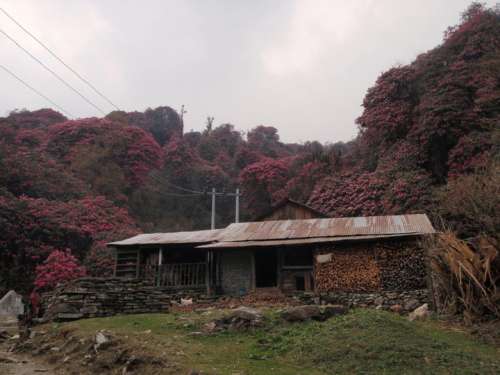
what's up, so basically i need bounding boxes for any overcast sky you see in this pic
[1,1,496,143]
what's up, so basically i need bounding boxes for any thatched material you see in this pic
[429,232,499,324]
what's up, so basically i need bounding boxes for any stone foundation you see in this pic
[318,289,430,312]
[41,277,206,321]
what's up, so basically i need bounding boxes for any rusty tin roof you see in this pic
[198,233,425,249]
[214,214,435,243]
[108,214,435,248]
[108,229,223,247]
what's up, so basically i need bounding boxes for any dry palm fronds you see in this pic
[428,232,499,324]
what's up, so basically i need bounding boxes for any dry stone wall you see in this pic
[41,277,205,321]
[318,289,429,311]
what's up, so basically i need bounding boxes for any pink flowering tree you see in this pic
[34,249,86,291]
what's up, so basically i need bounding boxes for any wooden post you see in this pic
[251,251,256,291]
[277,248,282,290]
[211,188,216,230]
[215,251,220,291]
[157,247,163,287]
[113,247,118,277]
[205,251,211,296]
[135,248,141,279]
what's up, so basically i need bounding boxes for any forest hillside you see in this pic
[0,3,498,294]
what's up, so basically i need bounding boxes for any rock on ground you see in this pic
[281,305,323,322]
[408,303,430,321]
[282,305,348,322]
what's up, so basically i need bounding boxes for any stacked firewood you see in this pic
[375,241,427,291]
[315,247,381,292]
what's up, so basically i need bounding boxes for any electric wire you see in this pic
[149,172,206,195]
[149,172,241,197]
[155,190,201,198]
[0,7,120,111]
[0,27,107,115]
[0,63,74,117]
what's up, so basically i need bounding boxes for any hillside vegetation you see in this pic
[21,309,500,374]
[0,4,498,294]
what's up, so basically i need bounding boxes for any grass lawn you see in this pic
[62,308,500,374]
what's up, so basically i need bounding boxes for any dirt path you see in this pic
[0,347,60,375]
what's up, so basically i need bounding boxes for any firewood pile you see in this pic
[375,241,427,291]
[315,247,381,292]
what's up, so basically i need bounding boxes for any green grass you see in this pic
[62,309,500,375]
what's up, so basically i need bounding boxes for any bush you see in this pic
[34,249,86,291]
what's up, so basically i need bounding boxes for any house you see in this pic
[255,198,329,221]
[108,214,436,297]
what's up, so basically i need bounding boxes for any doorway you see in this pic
[254,249,278,288]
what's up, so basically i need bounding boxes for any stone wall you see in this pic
[318,289,429,312]
[41,277,206,321]
[220,250,253,295]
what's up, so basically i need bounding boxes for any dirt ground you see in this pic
[0,346,60,375]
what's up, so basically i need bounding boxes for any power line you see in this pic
[0,27,107,115]
[148,172,241,227]
[155,190,201,198]
[149,173,205,195]
[0,7,120,111]
[0,63,74,117]
[150,172,241,197]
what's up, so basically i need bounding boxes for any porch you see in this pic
[114,246,213,291]
[113,245,314,296]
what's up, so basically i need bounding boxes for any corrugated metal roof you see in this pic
[215,214,435,243]
[198,233,424,249]
[107,229,223,247]
[107,214,435,248]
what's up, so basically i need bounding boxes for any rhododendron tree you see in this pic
[34,249,86,291]
[0,193,139,292]
[5,108,66,129]
[107,106,183,146]
[1,3,499,295]
[47,118,163,191]
[239,158,291,217]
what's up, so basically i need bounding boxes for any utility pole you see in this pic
[211,188,216,230]
[208,187,241,229]
[235,188,240,223]
[179,104,187,131]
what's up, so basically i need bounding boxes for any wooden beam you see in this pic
[135,248,141,279]
[205,251,210,296]
[113,247,117,277]
[251,251,256,291]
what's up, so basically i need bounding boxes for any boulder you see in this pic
[229,306,263,321]
[390,304,403,314]
[321,305,348,318]
[0,330,11,341]
[94,330,113,352]
[281,305,322,322]
[408,303,430,321]
[0,290,24,317]
[209,306,264,332]
[202,321,217,333]
[404,299,420,312]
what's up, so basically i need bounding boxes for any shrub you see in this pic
[34,249,86,291]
